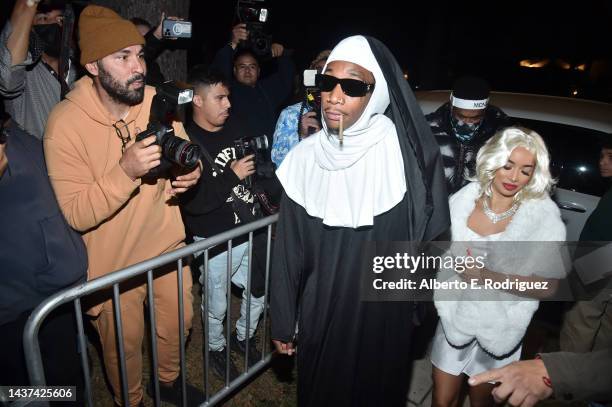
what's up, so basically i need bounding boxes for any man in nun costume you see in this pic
[270,35,450,406]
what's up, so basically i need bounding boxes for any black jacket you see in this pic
[0,124,87,325]
[541,348,612,403]
[426,102,512,194]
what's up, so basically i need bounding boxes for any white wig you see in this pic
[474,126,555,201]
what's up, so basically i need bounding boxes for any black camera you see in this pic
[235,0,271,57]
[136,123,200,172]
[136,81,201,178]
[234,135,274,188]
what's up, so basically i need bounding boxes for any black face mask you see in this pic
[31,24,62,58]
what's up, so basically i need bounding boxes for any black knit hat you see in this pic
[452,76,490,100]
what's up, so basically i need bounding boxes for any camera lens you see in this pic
[254,38,267,51]
[162,135,201,169]
[248,31,270,56]
[177,143,201,169]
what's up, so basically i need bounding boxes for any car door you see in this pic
[514,118,609,241]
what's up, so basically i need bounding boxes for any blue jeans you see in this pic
[193,237,265,351]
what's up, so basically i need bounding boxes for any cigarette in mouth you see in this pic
[339,114,344,146]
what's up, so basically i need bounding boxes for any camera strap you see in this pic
[197,144,218,173]
[58,3,74,99]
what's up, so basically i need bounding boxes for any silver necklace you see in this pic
[482,197,519,224]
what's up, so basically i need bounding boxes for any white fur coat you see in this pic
[434,182,567,357]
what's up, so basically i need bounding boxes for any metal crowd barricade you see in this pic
[22,214,279,407]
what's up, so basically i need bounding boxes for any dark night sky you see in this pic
[1,0,610,100]
[191,0,612,101]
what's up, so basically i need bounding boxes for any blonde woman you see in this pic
[431,127,567,407]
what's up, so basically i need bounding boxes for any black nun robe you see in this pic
[270,35,450,406]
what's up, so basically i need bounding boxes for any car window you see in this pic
[511,118,610,197]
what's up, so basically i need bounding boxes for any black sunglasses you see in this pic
[315,73,375,97]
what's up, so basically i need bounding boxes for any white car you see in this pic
[416,91,612,241]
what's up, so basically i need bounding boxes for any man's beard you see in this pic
[97,63,145,106]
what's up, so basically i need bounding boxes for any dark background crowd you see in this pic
[3,0,610,103]
[191,0,612,102]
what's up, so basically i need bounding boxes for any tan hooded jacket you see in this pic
[44,77,187,299]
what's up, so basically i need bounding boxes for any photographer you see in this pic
[180,66,267,379]
[0,0,77,139]
[271,49,330,167]
[44,6,202,406]
[210,22,294,156]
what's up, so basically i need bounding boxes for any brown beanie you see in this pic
[78,5,145,66]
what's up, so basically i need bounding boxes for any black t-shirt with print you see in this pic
[180,118,257,238]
